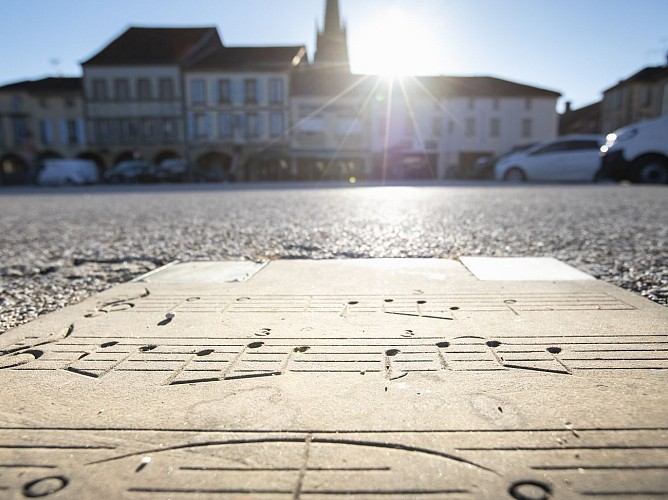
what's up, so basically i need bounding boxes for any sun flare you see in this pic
[353,7,438,76]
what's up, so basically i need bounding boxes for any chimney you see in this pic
[565,101,572,113]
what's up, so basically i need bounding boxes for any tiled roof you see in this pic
[82,27,221,65]
[188,46,307,71]
[0,77,82,93]
[291,72,561,98]
[604,65,668,92]
[417,76,561,98]
[290,70,378,97]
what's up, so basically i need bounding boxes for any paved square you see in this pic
[1,259,666,499]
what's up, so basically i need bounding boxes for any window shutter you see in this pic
[59,120,67,145]
[77,119,86,145]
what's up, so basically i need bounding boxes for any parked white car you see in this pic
[37,159,99,186]
[495,135,604,182]
[598,114,668,184]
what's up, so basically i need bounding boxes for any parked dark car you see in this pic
[155,159,189,182]
[104,161,156,183]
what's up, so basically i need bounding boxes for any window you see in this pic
[39,120,53,145]
[95,120,110,142]
[468,98,475,110]
[142,119,153,139]
[11,95,22,111]
[568,140,599,151]
[338,116,362,136]
[530,140,589,156]
[490,118,500,138]
[66,120,78,144]
[194,113,210,139]
[114,79,130,101]
[246,112,259,137]
[191,79,206,105]
[12,117,28,146]
[532,143,564,155]
[120,119,138,140]
[521,118,532,138]
[492,98,500,110]
[269,79,284,104]
[163,118,176,139]
[159,78,174,100]
[137,79,152,100]
[524,98,532,110]
[641,86,652,107]
[615,91,624,110]
[120,119,130,139]
[432,117,442,137]
[270,112,284,137]
[39,98,48,109]
[92,79,108,101]
[404,116,414,136]
[64,97,75,108]
[217,79,231,104]
[377,117,387,135]
[300,116,324,133]
[448,120,455,135]
[607,90,623,111]
[219,112,233,138]
[465,118,476,137]
[244,79,258,104]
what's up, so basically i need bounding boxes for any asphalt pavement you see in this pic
[1,182,666,334]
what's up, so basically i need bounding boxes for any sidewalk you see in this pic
[1,258,666,498]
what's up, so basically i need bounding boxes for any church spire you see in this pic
[314,0,350,72]
[323,0,341,35]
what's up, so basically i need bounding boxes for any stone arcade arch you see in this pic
[35,150,63,164]
[77,152,106,173]
[0,154,29,185]
[113,151,135,166]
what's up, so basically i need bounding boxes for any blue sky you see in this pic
[1,0,667,111]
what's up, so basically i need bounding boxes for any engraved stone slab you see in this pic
[1,259,666,499]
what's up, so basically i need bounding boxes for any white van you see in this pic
[37,159,100,186]
[599,114,668,184]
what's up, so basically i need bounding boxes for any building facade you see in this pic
[559,101,602,136]
[290,71,374,181]
[369,77,559,179]
[602,62,668,132]
[0,78,85,184]
[0,0,563,183]
[185,45,306,181]
[82,27,224,169]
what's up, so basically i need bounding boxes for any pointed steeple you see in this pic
[314,0,350,72]
[323,0,341,34]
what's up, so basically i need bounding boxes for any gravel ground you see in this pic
[0,182,666,334]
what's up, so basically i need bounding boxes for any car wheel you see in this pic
[503,167,527,182]
[633,155,668,184]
